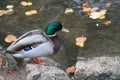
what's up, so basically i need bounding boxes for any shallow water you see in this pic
[0,0,120,69]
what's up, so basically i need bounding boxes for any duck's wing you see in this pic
[12,41,54,58]
[7,30,48,52]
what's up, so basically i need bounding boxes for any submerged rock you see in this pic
[75,56,120,80]
[26,64,69,80]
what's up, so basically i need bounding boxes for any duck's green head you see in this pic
[45,21,62,35]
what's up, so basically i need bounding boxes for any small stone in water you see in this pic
[96,23,99,26]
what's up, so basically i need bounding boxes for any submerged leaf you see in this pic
[105,2,111,7]
[76,36,87,47]
[65,8,74,14]
[5,34,17,43]
[103,20,112,25]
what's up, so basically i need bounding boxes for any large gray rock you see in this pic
[0,51,69,80]
[26,64,69,80]
[75,56,120,80]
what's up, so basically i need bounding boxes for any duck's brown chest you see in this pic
[49,35,61,54]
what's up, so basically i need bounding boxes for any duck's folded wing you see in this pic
[7,30,47,52]
[13,41,54,58]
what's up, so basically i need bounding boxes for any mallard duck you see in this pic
[6,21,69,65]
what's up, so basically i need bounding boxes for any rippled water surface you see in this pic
[0,0,120,69]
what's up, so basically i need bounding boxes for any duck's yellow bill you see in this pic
[61,27,70,33]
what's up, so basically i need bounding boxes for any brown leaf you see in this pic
[76,36,87,47]
[103,20,112,25]
[82,7,91,12]
[64,8,74,14]
[25,10,38,16]
[82,2,88,7]
[89,9,107,19]
[20,1,28,6]
[5,34,17,43]
[66,66,76,74]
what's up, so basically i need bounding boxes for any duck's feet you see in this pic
[31,58,48,66]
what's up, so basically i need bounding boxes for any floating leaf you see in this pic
[6,9,14,15]
[76,36,87,47]
[20,1,28,6]
[100,9,107,15]
[89,9,106,19]
[89,12,101,19]
[105,2,111,7]
[27,2,32,6]
[6,5,14,9]
[98,15,105,19]
[84,7,99,16]
[91,7,99,12]
[64,8,74,14]
[82,2,88,7]
[103,20,112,25]
[82,7,91,12]
[25,10,38,16]
[5,34,17,43]
[0,10,8,16]
[66,66,76,74]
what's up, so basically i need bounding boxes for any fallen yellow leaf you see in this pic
[5,34,17,43]
[76,36,87,47]
[27,2,32,6]
[64,8,74,14]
